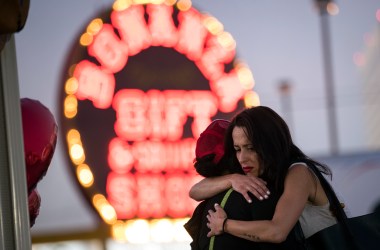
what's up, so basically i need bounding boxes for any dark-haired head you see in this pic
[194,154,244,177]
[194,119,245,177]
[224,106,331,193]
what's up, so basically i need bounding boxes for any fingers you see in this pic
[231,175,271,201]
[235,185,270,202]
[206,208,214,237]
[206,205,223,237]
[251,176,267,186]
[213,203,221,211]
[242,192,253,203]
[247,186,269,201]
[249,176,270,194]
[246,176,270,200]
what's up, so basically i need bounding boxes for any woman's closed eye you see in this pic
[234,146,255,152]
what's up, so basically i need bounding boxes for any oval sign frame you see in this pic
[59,1,257,225]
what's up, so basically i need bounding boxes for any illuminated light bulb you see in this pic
[64,108,77,119]
[244,91,260,108]
[203,16,224,35]
[150,219,174,243]
[113,0,132,11]
[79,33,93,47]
[217,32,236,51]
[67,129,81,144]
[150,0,166,4]
[164,0,176,6]
[92,194,117,224]
[125,219,150,243]
[237,66,255,89]
[132,0,151,4]
[70,143,85,164]
[93,194,107,208]
[111,221,127,242]
[172,218,192,242]
[327,2,339,16]
[99,203,117,224]
[87,18,103,35]
[65,77,78,94]
[64,95,78,119]
[177,0,192,11]
[77,164,94,187]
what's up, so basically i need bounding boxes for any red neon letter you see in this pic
[210,70,247,113]
[131,139,196,173]
[164,174,193,218]
[135,174,166,218]
[111,5,152,56]
[175,8,207,61]
[108,137,135,174]
[196,36,235,81]
[88,24,129,73]
[174,138,196,172]
[147,4,178,47]
[73,60,115,109]
[163,90,188,141]
[113,89,149,141]
[132,141,166,173]
[146,89,167,141]
[185,90,218,138]
[107,172,137,219]
[161,140,195,173]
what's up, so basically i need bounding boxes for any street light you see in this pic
[278,79,294,134]
[313,0,339,155]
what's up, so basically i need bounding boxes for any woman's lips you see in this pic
[242,167,253,174]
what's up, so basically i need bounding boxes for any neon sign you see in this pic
[59,0,259,227]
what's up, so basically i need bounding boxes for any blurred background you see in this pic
[8,0,380,249]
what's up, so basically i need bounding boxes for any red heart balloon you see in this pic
[21,98,58,193]
[28,189,41,227]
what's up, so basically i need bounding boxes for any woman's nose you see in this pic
[238,150,247,163]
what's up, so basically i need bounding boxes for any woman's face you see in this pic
[232,126,262,177]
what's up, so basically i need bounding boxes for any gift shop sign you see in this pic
[59,1,258,224]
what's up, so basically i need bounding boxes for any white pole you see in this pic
[0,35,32,250]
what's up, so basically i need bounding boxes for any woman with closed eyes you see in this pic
[190,106,339,247]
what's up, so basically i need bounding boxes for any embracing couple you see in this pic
[185,106,344,250]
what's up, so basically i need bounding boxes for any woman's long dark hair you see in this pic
[224,106,332,193]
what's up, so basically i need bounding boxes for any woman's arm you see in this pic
[189,173,270,202]
[207,164,314,242]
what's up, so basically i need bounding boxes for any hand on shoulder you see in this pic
[230,174,270,203]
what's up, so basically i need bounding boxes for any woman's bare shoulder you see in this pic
[287,163,314,180]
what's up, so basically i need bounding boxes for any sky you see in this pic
[13,0,380,236]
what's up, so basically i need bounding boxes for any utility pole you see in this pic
[314,0,339,155]
[278,80,294,134]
